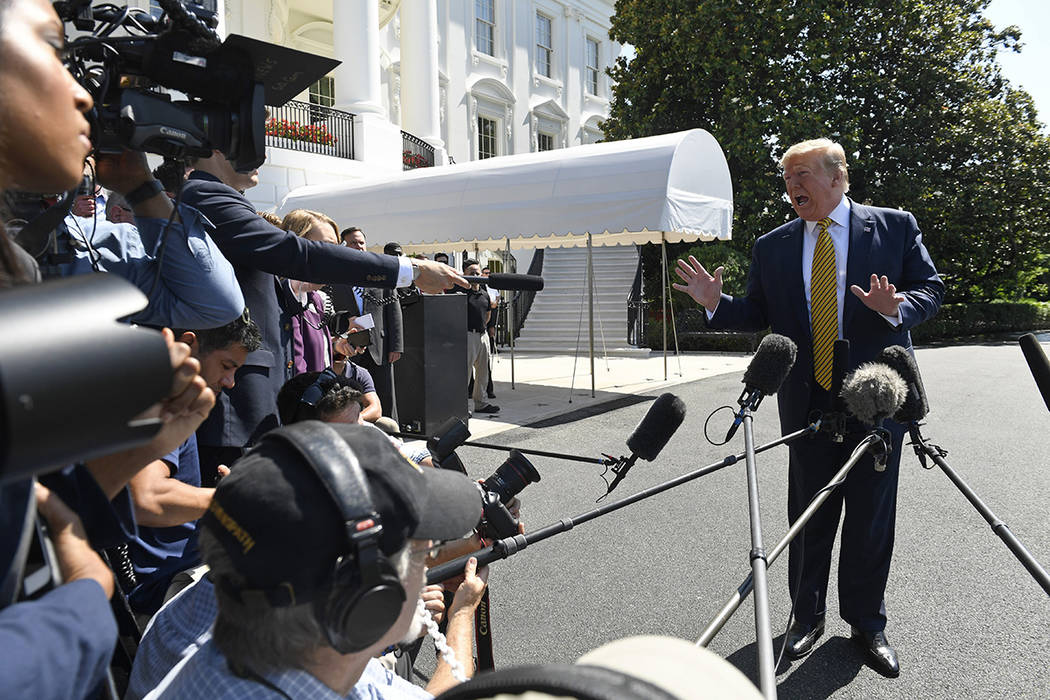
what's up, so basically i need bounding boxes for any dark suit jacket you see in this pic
[709,199,944,433]
[181,170,401,447]
[333,284,404,366]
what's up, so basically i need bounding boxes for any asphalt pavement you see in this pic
[426,341,1050,699]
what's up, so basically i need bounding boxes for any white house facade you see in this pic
[139,0,619,211]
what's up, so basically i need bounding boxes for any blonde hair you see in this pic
[780,138,850,192]
[257,211,282,227]
[281,209,339,241]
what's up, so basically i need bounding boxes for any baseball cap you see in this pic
[201,422,482,605]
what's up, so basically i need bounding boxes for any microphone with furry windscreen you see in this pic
[725,333,797,442]
[876,345,929,424]
[602,393,686,498]
[840,363,906,472]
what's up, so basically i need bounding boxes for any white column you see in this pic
[399,0,443,150]
[333,0,384,116]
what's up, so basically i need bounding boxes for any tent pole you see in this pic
[588,233,595,398]
[507,238,515,390]
[661,233,668,381]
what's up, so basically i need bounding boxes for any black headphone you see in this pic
[264,421,407,653]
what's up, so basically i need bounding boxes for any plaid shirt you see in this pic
[127,576,217,700]
[146,639,433,699]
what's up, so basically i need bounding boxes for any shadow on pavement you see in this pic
[725,635,864,699]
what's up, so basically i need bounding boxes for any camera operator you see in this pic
[0,3,223,697]
[180,151,468,478]
[142,424,487,699]
[56,148,246,331]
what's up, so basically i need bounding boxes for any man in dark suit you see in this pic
[180,151,465,480]
[339,226,404,423]
[675,138,943,677]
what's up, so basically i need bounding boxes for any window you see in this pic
[535,13,553,78]
[309,76,335,109]
[538,133,555,152]
[586,38,600,95]
[478,116,498,159]
[475,0,495,56]
[149,0,163,17]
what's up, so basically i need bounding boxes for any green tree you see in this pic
[605,0,1050,303]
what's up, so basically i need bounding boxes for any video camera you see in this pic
[427,418,541,540]
[53,0,338,171]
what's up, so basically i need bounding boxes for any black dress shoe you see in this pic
[850,627,900,677]
[784,616,825,659]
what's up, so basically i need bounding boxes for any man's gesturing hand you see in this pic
[411,259,468,295]
[850,274,904,316]
[672,256,724,312]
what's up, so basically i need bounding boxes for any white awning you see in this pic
[277,129,733,254]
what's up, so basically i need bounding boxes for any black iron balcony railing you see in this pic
[402,130,435,170]
[266,100,355,160]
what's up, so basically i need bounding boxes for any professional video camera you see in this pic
[52,0,337,171]
[427,418,541,540]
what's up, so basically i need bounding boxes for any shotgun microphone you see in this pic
[1019,334,1050,413]
[463,273,544,291]
[603,393,686,497]
[725,334,797,442]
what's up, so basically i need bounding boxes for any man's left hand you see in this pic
[850,274,904,316]
[388,351,401,364]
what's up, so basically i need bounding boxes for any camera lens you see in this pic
[482,449,540,503]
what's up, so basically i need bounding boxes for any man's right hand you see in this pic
[34,483,115,599]
[411,259,468,295]
[447,557,489,616]
[70,195,96,218]
[672,256,724,312]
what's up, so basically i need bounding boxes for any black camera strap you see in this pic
[474,588,494,671]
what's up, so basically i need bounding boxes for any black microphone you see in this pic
[1019,334,1050,413]
[840,363,906,472]
[876,345,930,424]
[463,273,544,291]
[725,334,797,442]
[604,393,686,496]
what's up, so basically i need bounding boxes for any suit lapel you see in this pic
[844,200,875,334]
[783,219,808,332]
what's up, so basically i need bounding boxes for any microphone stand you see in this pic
[696,431,887,647]
[427,423,820,585]
[908,424,1050,597]
[391,432,615,467]
[739,402,776,700]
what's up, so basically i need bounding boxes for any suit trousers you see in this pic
[467,331,490,405]
[786,418,904,632]
[354,351,398,423]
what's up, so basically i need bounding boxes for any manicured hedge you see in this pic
[641,301,1050,351]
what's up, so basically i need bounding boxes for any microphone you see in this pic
[463,273,544,291]
[876,345,930,424]
[1019,334,1050,413]
[604,393,686,497]
[840,363,906,471]
[725,334,797,442]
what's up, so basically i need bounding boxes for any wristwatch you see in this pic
[412,261,423,281]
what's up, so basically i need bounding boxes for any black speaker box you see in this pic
[394,294,468,434]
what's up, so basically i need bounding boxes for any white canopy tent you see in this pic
[278,129,734,393]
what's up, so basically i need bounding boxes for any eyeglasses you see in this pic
[408,542,443,562]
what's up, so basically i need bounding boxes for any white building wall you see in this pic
[131,1,618,213]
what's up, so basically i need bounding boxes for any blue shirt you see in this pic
[128,435,202,615]
[126,575,216,700]
[0,579,116,700]
[344,361,376,395]
[60,203,244,329]
[148,639,433,699]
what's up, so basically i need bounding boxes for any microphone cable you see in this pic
[702,405,738,446]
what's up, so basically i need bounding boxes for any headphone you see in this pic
[263,421,407,653]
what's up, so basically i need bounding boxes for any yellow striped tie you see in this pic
[811,217,837,390]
